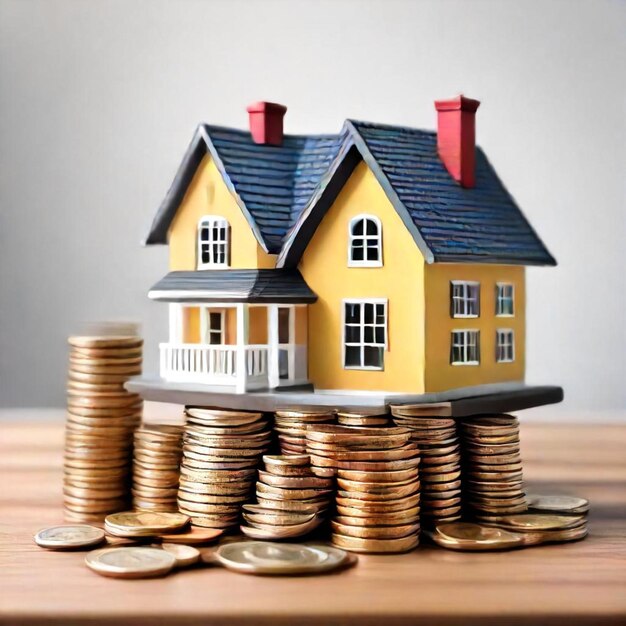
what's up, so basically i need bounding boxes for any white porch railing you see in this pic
[159,343,269,389]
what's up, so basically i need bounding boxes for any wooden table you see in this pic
[1,414,625,625]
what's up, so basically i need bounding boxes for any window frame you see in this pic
[347,214,383,268]
[450,281,480,318]
[496,328,515,363]
[342,298,388,371]
[197,215,230,269]
[200,308,225,345]
[496,282,515,317]
[450,329,480,366]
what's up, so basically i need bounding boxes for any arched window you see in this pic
[197,216,230,268]
[348,215,382,267]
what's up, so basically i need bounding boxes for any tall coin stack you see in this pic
[390,404,462,527]
[64,334,143,522]
[132,424,184,512]
[274,408,336,455]
[459,415,528,519]
[177,407,272,529]
[306,425,421,554]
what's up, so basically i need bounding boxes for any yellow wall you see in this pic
[249,307,268,344]
[295,306,308,344]
[424,264,525,391]
[168,155,276,270]
[299,162,426,393]
[182,307,200,343]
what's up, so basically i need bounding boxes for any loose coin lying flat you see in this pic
[34,525,105,550]
[158,527,224,545]
[161,543,201,567]
[105,511,189,536]
[85,546,176,578]
[477,513,586,532]
[526,494,590,515]
[214,541,348,575]
[428,522,524,551]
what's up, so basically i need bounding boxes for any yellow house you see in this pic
[144,98,555,398]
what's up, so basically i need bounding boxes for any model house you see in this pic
[144,97,555,396]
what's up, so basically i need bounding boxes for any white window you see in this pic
[343,300,387,370]
[496,283,515,316]
[197,216,230,268]
[348,215,382,267]
[496,329,515,363]
[451,281,480,318]
[451,330,480,365]
[201,309,225,345]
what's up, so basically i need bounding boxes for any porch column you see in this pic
[267,304,280,389]
[235,303,249,393]
[169,304,183,343]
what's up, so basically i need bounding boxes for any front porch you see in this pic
[149,269,317,394]
[160,302,308,392]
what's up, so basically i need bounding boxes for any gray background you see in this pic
[1,0,624,415]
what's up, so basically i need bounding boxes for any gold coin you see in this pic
[70,346,143,359]
[334,507,420,525]
[68,370,136,384]
[85,546,174,578]
[105,511,189,535]
[186,515,240,529]
[331,520,419,540]
[215,541,347,575]
[161,543,201,567]
[525,494,590,514]
[478,513,586,531]
[256,482,331,501]
[336,492,420,513]
[520,522,589,546]
[331,533,419,553]
[34,524,105,550]
[69,336,143,349]
[176,499,241,515]
[177,480,251,497]
[308,445,418,462]
[337,468,419,483]
[254,497,328,513]
[242,507,316,526]
[158,527,224,544]
[178,490,249,504]
[257,471,332,489]
[430,522,523,551]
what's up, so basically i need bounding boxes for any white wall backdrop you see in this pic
[0,0,624,414]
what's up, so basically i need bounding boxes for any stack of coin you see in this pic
[64,335,143,522]
[336,409,391,428]
[104,511,189,538]
[132,424,183,512]
[241,455,331,538]
[306,425,420,554]
[177,407,272,530]
[459,415,527,519]
[390,404,462,527]
[274,408,336,455]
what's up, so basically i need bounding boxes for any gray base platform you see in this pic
[126,377,563,417]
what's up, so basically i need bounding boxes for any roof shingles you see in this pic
[145,119,555,266]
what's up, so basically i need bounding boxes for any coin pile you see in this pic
[274,408,336,455]
[459,415,527,519]
[336,410,391,428]
[177,407,272,529]
[306,425,421,554]
[132,424,183,512]
[241,455,329,539]
[64,335,143,522]
[390,404,461,527]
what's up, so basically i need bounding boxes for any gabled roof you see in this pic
[148,269,317,303]
[145,118,556,267]
[144,124,345,253]
[279,121,556,267]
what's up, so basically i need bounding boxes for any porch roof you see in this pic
[148,269,317,304]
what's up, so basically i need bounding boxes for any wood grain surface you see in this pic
[1,413,625,626]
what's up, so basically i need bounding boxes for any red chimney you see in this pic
[434,95,481,188]
[246,101,287,146]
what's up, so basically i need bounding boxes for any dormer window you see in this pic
[197,216,230,268]
[348,215,382,267]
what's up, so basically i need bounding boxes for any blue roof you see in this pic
[204,125,345,252]
[145,119,555,266]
